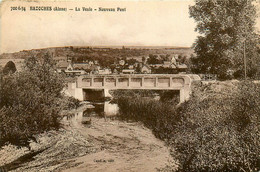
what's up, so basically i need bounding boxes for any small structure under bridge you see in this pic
[67,74,200,103]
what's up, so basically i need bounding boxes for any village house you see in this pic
[176,64,188,73]
[73,63,91,71]
[150,64,163,69]
[119,59,125,66]
[56,61,87,76]
[171,55,177,65]
[56,61,70,72]
[163,61,172,68]
[98,68,112,75]
[89,61,94,65]
[122,69,135,74]
[64,69,86,76]
[113,68,119,74]
[141,65,151,73]
[126,56,143,63]
[53,56,67,63]
[128,65,134,69]
[94,60,99,65]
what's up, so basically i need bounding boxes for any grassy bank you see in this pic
[0,128,96,172]
[117,81,260,172]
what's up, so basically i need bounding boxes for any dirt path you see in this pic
[61,116,174,172]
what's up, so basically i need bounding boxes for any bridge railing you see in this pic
[77,74,190,90]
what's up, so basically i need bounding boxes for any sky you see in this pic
[0,0,259,54]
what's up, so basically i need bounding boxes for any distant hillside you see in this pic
[0,46,194,60]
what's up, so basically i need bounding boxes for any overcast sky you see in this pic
[0,0,259,54]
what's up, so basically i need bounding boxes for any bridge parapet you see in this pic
[74,74,194,103]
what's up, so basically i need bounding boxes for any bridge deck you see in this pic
[70,74,196,103]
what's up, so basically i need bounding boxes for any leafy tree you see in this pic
[177,55,187,64]
[0,53,65,146]
[147,54,162,64]
[136,63,142,73]
[190,0,259,79]
[142,56,146,63]
[127,58,137,65]
[3,61,17,75]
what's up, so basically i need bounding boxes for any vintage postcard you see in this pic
[0,0,259,172]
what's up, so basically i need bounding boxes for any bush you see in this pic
[62,96,81,110]
[172,81,260,172]
[0,54,65,146]
[2,61,16,75]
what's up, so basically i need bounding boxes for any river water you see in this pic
[65,100,120,126]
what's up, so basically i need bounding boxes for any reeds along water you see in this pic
[117,96,179,140]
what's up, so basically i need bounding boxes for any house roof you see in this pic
[142,64,151,69]
[122,69,135,72]
[163,61,171,65]
[53,56,67,61]
[177,64,187,69]
[126,56,143,63]
[73,63,91,70]
[56,61,69,68]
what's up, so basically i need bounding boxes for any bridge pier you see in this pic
[179,89,186,103]
[67,83,84,101]
[75,88,84,101]
[104,89,112,98]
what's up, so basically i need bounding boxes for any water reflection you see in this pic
[104,101,119,117]
[83,101,119,117]
[65,100,119,126]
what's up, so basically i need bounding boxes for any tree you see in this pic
[0,53,65,146]
[3,61,17,75]
[190,0,259,79]
[142,56,146,63]
[147,54,162,64]
[127,58,137,65]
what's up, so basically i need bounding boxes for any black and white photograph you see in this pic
[0,0,259,171]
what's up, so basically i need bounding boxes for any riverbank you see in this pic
[0,104,176,172]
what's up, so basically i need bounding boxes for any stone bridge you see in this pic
[67,74,200,103]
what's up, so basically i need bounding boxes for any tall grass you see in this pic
[118,96,178,140]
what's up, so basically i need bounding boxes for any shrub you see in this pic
[0,54,65,146]
[62,96,81,110]
[2,61,16,75]
[172,81,260,172]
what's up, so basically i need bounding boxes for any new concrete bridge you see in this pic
[68,74,200,103]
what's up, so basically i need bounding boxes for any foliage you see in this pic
[62,96,81,110]
[147,54,163,64]
[152,66,178,74]
[190,0,259,79]
[0,53,65,146]
[3,61,16,75]
[126,58,137,65]
[172,81,260,172]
